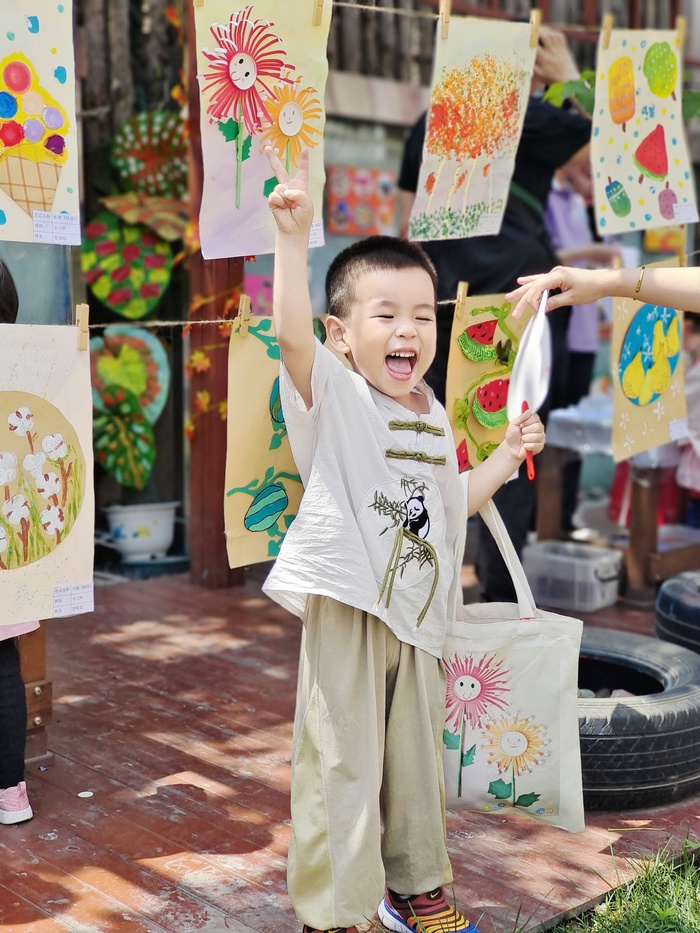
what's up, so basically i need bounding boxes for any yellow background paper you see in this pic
[592,29,698,236]
[611,259,686,461]
[445,293,531,469]
[0,0,79,244]
[224,315,303,568]
[194,0,331,259]
[0,324,94,626]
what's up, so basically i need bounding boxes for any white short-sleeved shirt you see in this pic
[263,342,468,658]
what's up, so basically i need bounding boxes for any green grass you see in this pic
[550,844,700,933]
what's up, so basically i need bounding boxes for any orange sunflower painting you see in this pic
[200,5,292,133]
[260,79,323,172]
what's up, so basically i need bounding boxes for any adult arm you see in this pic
[507,265,700,318]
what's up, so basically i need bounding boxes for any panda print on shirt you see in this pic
[360,477,442,628]
[404,494,430,539]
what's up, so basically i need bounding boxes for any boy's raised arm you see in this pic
[266,147,316,409]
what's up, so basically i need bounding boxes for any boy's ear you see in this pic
[325,315,350,355]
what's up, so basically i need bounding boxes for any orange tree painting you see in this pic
[411,52,529,240]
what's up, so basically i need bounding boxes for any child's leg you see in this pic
[0,637,27,789]
[381,642,452,896]
[288,596,389,930]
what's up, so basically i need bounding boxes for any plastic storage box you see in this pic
[522,540,622,613]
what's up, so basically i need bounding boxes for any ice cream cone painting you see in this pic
[409,18,536,242]
[611,260,686,462]
[194,1,331,260]
[0,323,94,627]
[0,1,78,244]
[592,28,698,236]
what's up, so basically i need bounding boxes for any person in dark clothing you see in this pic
[0,258,34,826]
[398,27,591,601]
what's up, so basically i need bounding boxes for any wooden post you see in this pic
[535,446,567,542]
[18,624,53,769]
[186,1,244,587]
[625,466,660,607]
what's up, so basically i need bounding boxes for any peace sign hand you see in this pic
[265,147,313,237]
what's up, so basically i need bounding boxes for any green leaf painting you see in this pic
[443,729,461,751]
[488,778,513,800]
[462,744,476,768]
[514,792,541,808]
[218,118,240,143]
[93,385,156,489]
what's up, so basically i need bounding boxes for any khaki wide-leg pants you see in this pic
[288,595,453,930]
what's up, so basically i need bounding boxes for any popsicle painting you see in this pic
[194,1,331,259]
[0,1,79,243]
[592,28,698,235]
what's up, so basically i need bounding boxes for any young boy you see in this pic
[262,149,545,933]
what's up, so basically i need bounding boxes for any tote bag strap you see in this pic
[478,498,538,620]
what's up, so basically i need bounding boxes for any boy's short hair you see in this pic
[0,259,19,324]
[325,235,438,321]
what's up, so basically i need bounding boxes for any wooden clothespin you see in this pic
[601,12,614,52]
[439,0,451,41]
[676,16,687,51]
[76,303,90,351]
[678,248,687,268]
[454,281,469,320]
[237,293,252,337]
[312,0,325,27]
[529,8,541,49]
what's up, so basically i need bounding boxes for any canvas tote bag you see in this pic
[443,499,585,833]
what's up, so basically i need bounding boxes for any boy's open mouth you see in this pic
[385,351,416,378]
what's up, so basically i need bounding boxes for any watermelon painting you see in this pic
[472,378,509,429]
[592,28,698,235]
[244,483,289,532]
[447,293,531,467]
[633,125,668,183]
[458,319,498,362]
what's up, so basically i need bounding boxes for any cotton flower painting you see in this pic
[195,1,331,259]
[1,324,94,627]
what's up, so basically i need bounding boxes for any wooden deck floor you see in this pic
[1,569,699,933]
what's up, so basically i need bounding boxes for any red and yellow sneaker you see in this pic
[378,886,479,933]
[302,927,358,933]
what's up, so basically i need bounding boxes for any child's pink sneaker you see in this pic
[0,781,33,825]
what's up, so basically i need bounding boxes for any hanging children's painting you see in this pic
[611,260,686,461]
[445,291,531,471]
[592,27,698,235]
[409,17,536,242]
[194,0,331,260]
[0,323,94,627]
[224,312,329,566]
[0,0,79,245]
[326,165,398,236]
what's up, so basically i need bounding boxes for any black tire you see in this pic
[655,571,700,654]
[578,628,700,810]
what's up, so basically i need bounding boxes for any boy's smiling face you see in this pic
[327,266,437,409]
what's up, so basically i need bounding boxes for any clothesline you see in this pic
[83,250,700,326]
[87,318,232,329]
[330,1,633,33]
